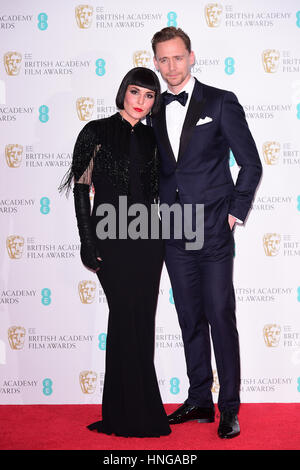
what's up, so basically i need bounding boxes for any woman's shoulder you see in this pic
[76,114,117,139]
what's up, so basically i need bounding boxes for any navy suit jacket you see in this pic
[151,79,262,238]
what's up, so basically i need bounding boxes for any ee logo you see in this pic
[169,288,174,305]
[167,12,177,27]
[43,378,53,395]
[96,59,106,76]
[229,150,236,167]
[40,197,50,214]
[39,105,49,123]
[225,57,235,75]
[38,13,48,30]
[170,377,180,394]
[98,333,107,350]
[41,288,51,306]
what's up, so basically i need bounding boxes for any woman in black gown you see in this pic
[59,67,171,437]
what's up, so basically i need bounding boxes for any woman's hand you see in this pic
[80,243,102,272]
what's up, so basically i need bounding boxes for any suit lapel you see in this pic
[178,80,206,162]
[155,92,176,165]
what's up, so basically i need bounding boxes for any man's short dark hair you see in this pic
[116,67,161,115]
[151,27,191,55]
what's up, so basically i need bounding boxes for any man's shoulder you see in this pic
[195,78,234,99]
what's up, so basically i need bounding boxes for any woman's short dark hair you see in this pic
[116,67,161,115]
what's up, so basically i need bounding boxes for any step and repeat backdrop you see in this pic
[0,0,299,405]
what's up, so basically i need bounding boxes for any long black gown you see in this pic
[68,112,171,437]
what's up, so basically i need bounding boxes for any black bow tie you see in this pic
[164,91,188,107]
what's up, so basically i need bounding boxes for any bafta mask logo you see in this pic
[262,49,280,73]
[6,235,24,259]
[8,326,26,350]
[205,4,223,27]
[211,369,220,394]
[78,280,96,304]
[262,141,280,165]
[133,50,151,67]
[263,233,281,257]
[5,144,23,168]
[4,52,22,76]
[76,97,94,121]
[263,324,281,347]
[75,5,93,28]
[79,370,97,394]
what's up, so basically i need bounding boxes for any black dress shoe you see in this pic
[218,411,240,439]
[168,403,215,424]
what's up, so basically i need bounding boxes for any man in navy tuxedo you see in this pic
[150,27,262,439]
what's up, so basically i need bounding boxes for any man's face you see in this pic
[153,37,194,93]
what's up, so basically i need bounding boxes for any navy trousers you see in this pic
[165,231,240,413]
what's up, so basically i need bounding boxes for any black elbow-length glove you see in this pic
[73,183,101,272]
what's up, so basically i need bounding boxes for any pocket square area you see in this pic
[196,116,213,125]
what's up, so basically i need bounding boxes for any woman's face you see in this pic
[121,84,155,126]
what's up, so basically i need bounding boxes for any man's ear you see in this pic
[153,56,159,72]
[189,50,195,68]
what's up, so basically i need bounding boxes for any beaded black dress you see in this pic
[61,112,170,437]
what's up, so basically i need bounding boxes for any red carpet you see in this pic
[0,404,299,450]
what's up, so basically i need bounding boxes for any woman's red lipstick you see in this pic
[133,107,143,112]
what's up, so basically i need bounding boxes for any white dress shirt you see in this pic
[165,75,195,160]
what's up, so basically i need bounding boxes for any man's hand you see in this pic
[228,214,236,231]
